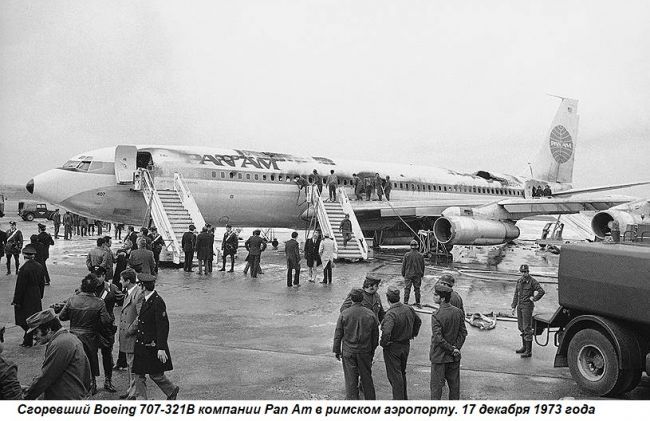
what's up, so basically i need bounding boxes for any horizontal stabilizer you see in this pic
[552,181,650,197]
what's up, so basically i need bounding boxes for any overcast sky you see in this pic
[1,0,649,197]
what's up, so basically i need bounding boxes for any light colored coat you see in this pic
[119,286,144,353]
[319,236,336,267]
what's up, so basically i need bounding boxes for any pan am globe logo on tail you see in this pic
[549,125,573,164]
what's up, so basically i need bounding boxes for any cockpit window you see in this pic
[62,160,92,171]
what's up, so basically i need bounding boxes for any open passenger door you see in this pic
[114,145,137,184]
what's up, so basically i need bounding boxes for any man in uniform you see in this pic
[220,225,238,272]
[150,227,165,273]
[24,309,92,400]
[11,244,45,347]
[430,283,467,400]
[333,288,379,400]
[132,274,179,400]
[5,221,23,275]
[36,223,54,285]
[511,264,545,358]
[285,231,301,287]
[437,274,464,315]
[52,209,61,239]
[381,286,421,400]
[181,225,196,272]
[402,240,424,308]
[63,211,73,240]
[340,275,385,322]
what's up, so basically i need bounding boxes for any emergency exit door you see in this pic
[115,145,138,184]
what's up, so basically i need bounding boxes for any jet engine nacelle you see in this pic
[591,210,646,239]
[433,216,520,246]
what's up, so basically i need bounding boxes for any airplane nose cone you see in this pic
[26,179,34,194]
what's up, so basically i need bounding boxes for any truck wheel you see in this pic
[24,213,35,221]
[567,329,620,396]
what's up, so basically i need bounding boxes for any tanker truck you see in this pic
[533,242,650,396]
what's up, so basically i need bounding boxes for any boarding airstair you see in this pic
[139,170,206,264]
[311,186,368,261]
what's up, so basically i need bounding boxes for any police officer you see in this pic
[430,283,467,400]
[380,286,421,400]
[132,274,179,400]
[333,288,379,400]
[511,264,545,358]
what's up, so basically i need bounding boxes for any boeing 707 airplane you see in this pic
[25,97,649,247]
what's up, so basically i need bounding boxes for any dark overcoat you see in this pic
[195,232,213,260]
[13,259,45,326]
[132,291,173,374]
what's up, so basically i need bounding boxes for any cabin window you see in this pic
[221,172,225,178]
[254,174,259,180]
[229,172,235,179]
[212,171,216,178]
[399,183,403,189]
[238,173,242,180]
[262,174,267,181]
[270,175,275,181]
[278,175,283,182]
[286,177,292,183]
[246,174,251,180]
[393,183,397,188]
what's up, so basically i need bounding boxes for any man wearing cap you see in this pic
[181,224,196,272]
[132,274,179,400]
[333,288,379,400]
[511,264,545,358]
[430,283,467,400]
[59,274,113,395]
[340,275,385,322]
[5,221,23,275]
[402,240,425,308]
[23,309,92,399]
[195,226,213,275]
[220,225,238,272]
[381,286,421,400]
[118,269,145,399]
[35,224,54,285]
[0,326,23,399]
[11,244,45,347]
[437,274,465,315]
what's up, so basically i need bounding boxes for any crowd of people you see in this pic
[1,218,544,401]
[298,169,392,202]
[47,209,121,241]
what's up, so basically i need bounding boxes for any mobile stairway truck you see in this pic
[534,242,650,396]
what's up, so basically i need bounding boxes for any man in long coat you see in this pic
[132,274,179,400]
[285,231,301,287]
[244,229,266,278]
[181,225,196,272]
[220,225,238,272]
[118,269,144,399]
[36,223,54,285]
[128,238,156,275]
[195,227,213,275]
[11,245,45,347]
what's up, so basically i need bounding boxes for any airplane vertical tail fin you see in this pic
[530,97,579,184]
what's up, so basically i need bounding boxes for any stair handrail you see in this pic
[173,172,207,230]
[314,195,339,254]
[337,187,368,259]
[140,169,182,263]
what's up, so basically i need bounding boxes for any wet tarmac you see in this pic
[1,216,649,400]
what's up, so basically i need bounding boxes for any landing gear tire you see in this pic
[567,329,621,397]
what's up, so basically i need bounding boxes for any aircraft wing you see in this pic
[495,196,635,220]
[348,195,638,222]
[552,181,650,197]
